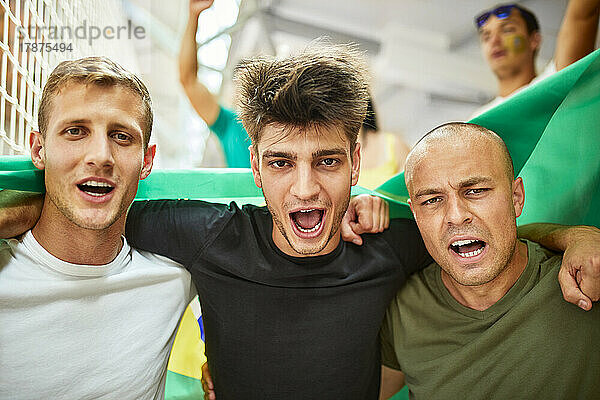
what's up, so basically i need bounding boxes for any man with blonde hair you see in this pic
[0,57,195,399]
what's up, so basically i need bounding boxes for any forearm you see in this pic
[178,10,220,124]
[179,15,200,87]
[518,223,600,252]
[0,190,43,238]
[555,0,600,69]
[566,0,600,20]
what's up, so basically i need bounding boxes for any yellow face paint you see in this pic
[503,34,527,54]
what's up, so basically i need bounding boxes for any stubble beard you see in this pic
[265,194,350,256]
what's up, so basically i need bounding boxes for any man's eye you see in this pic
[112,132,131,142]
[65,127,82,136]
[270,160,289,168]
[320,158,338,167]
[466,188,488,195]
[422,197,441,206]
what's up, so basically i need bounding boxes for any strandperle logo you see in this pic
[18,19,146,46]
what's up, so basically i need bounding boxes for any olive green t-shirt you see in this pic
[380,240,600,400]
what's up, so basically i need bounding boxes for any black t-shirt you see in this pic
[126,200,431,400]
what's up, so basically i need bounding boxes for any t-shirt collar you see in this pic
[22,230,131,278]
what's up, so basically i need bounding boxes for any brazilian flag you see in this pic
[0,49,598,400]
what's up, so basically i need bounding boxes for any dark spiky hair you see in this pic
[234,41,370,153]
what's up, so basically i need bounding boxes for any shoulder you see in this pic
[381,218,422,244]
[526,240,562,272]
[129,199,240,221]
[209,105,241,131]
[394,262,439,301]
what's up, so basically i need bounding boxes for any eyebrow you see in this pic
[262,150,296,161]
[108,122,140,133]
[312,148,347,158]
[261,148,347,161]
[457,176,493,188]
[58,118,91,126]
[414,176,494,198]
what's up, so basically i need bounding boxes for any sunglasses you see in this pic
[475,4,517,28]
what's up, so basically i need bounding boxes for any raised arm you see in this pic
[179,0,220,125]
[518,223,600,310]
[554,0,600,70]
[0,190,43,238]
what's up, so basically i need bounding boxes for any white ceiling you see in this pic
[125,0,576,165]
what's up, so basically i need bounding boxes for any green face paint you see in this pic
[503,34,527,54]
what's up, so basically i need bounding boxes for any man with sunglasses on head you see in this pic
[471,1,600,117]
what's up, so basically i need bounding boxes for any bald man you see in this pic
[379,123,600,399]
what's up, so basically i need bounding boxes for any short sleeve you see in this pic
[380,308,401,371]
[207,106,251,168]
[125,200,236,266]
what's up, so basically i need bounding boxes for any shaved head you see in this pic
[405,123,514,195]
[404,121,526,292]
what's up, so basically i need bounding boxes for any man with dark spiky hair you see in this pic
[124,43,432,399]
[123,43,596,399]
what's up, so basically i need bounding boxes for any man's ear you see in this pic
[250,145,262,188]
[512,177,525,218]
[529,31,541,54]
[351,142,361,186]
[140,144,156,180]
[30,131,45,170]
[407,197,415,216]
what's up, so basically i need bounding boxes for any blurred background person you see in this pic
[179,0,250,167]
[472,0,600,117]
[357,96,410,190]
[4,0,596,165]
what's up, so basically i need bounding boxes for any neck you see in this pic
[441,240,528,311]
[32,199,125,265]
[496,64,536,97]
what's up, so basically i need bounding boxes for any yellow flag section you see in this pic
[165,296,206,399]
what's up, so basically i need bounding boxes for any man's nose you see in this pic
[289,163,320,200]
[84,133,114,170]
[444,195,473,226]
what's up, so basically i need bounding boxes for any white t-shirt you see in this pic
[0,231,194,400]
[470,61,557,118]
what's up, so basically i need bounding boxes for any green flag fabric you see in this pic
[378,48,600,228]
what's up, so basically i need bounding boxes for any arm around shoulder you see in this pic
[0,190,43,238]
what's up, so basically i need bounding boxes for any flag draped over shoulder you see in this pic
[1,49,598,400]
[378,48,600,228]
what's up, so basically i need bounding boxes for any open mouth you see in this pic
[77,180,115,197]
[492,49,507,59]
[289,209,325,236]
[450,239,487,258]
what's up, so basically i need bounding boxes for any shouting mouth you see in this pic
[77,179,115,200]
[449,239,487,259]
[289,208,326,239]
